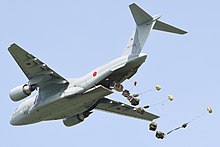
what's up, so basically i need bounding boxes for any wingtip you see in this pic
[8,43,19,51]
[10,43,17,46]
[178,30,188,35]
[182,30,188,35]
[8,43,17,48]
[129,3,137,7]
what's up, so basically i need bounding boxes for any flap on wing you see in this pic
[83,85,113,99]
[95,98,159,121]
[8,43,69,87]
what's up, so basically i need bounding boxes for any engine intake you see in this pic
[9,84,34,102]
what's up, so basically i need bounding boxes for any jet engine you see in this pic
[63,114,85,127]
[63,112,92,127]
[9,84,35,102]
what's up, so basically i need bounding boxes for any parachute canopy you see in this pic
[168,95,174,101]
[207,107,213,113]
[156,84,161,91]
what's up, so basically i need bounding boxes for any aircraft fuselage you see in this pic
[10,54,147,125]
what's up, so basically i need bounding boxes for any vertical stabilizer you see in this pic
[122,3,187,57]
[122,3,155,57]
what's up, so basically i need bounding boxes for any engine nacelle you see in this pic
[63,114,85,127]
[9,84,33,102]
[63,111,92,127]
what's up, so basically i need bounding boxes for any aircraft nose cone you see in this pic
[10,113,35,126]
[10,115,20,126]
[10,117,16,126]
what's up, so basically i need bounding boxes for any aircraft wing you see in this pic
[95,98,159,121]
[8,43,69,87]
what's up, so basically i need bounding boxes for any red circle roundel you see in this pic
[93,71,97,77]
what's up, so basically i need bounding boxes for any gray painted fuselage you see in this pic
[10,54,147,125]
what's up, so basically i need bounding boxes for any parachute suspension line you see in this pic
[187,112,206,124]
[131,83,162,100]
[128,80,142,96]
[143,100,166,109]
[138,89,153,95]
[143,95,174,109]
[155,107,213,139]
[165,122,188,136]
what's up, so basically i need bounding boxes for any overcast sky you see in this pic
[1,0,219,146]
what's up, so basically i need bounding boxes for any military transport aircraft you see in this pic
[8,3,187,127]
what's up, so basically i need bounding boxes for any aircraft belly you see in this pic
[44,97,102,120]
[49,97,97,119]
[37,100,93,121]
[37,85,113,121]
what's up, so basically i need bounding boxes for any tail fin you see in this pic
[122,3,187,57]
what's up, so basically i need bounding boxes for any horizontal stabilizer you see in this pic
[153,20,187,35]
[122,3,187,57]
